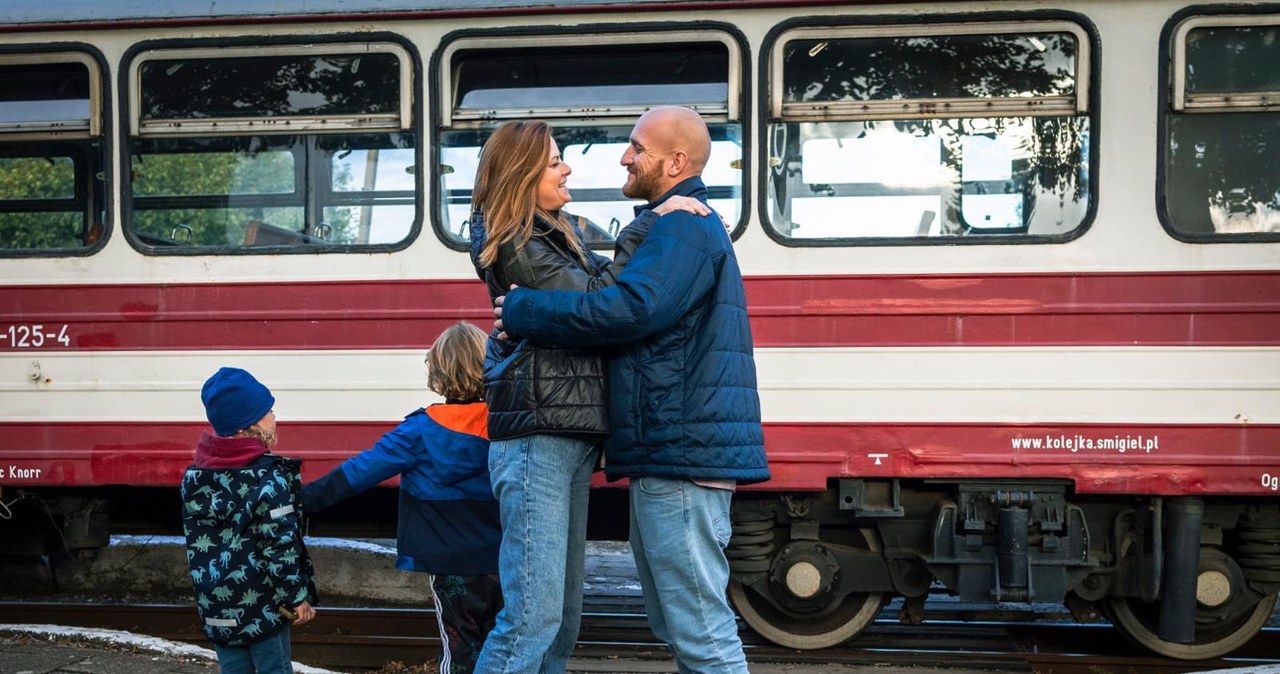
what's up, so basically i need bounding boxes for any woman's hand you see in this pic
[654,195,710,217]
[653,196,731,231]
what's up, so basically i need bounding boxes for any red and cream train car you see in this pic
[1,0,1277,660]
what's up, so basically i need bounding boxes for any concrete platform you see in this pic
[0,536,433,606]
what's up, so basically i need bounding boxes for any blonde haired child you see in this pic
[303,322,501,674]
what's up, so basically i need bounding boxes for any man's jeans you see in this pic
[630,476,748,674]
[474,434,596,674]
[212,625,292,674]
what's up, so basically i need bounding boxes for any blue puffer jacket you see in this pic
[500,178,769,484]
[302,402,500,575]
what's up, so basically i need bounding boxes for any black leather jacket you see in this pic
[470,210,654,441]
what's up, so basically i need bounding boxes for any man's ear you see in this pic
[667,150,689,176]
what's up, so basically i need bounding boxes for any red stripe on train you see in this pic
[2,271,1279,350]
[2,421,1276,496]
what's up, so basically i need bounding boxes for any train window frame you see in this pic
[120,36,422,256]
[431,24,749,251]
[0,48,109,258]
[1158,9,1280,243]
[129,44,412,137]
[759,13,1099,248]
[439,31,741,126]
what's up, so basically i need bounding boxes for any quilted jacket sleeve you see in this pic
[600,210,659,285]
[304,416,444,515]
[502,212,717,348]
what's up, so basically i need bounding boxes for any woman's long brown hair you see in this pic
[473,120,585,268]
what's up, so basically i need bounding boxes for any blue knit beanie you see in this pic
[201,367,275,437]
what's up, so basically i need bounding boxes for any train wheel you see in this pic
[728,527,886,650]
[1105,548,1277,660]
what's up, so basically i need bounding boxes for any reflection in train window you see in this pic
[452,43,730,118]
[133,151,296,197]
[437,32,744,247]
[1164,16,1280,239]
[765,22,1092,244]
[126,43,417,252]
[139,53,401,121]
[0,55,105,253]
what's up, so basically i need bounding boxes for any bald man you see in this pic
[620,106,712,201]
[495,106,768,673]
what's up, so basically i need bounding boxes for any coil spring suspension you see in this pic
[727,510,776,579]
[1236,511,1280,584]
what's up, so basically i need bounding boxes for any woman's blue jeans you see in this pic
[474,434,597,674]
[212,625,292,674]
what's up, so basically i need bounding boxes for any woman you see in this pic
[468,120,704,673]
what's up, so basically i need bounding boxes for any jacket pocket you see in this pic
[484,338,534,413]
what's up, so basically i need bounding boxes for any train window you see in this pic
[436,32,744,247]
[125,43,417,252]
[0,54,105,254]
[1163,14,1280,240]
[765,21,1093,244]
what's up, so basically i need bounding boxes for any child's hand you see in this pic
[291,601,316,625]
[654,195,710,217]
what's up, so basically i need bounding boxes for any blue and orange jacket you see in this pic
[302,402,500,575]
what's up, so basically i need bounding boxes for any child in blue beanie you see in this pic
[303,322,501,674]
[181,367,318,674]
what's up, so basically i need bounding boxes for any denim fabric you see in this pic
[630,477,747,674]
[474,434,596,674]
[212,625,292,674]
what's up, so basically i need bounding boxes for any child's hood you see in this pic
[195,430,267,469]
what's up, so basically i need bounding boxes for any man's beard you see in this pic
[622,159,665,201]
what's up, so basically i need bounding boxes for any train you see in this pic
[1,0,1278,661]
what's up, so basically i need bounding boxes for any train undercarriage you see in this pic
[726,479,1280,660]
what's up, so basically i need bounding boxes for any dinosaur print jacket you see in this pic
[181,442,317,646]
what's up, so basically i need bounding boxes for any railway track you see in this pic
[2,601,1278,673]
